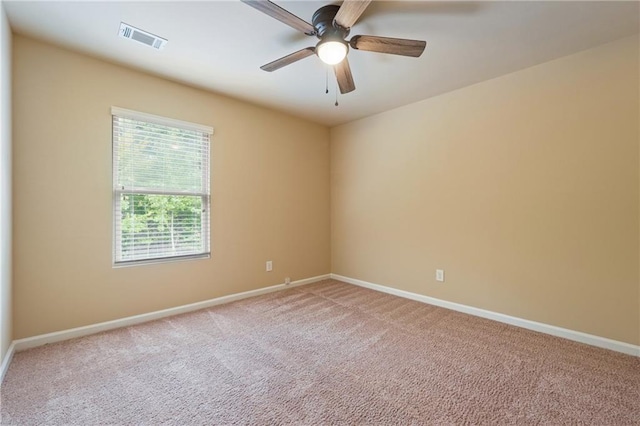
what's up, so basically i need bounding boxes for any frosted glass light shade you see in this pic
[317,40,348,65]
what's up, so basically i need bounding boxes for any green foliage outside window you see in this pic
[120,194,203,260]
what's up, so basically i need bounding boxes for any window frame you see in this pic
[111,107,213,267]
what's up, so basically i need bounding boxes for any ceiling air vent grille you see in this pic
[119,22,167,50]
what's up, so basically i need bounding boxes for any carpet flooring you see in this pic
[1,279,639,425]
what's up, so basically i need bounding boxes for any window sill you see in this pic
[113,253,211,268]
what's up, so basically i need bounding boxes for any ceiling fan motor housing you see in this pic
[312,5,350,40]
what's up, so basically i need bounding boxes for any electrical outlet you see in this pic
[436,269,445,282]
[266,261,273,272]
[285,277,291,285]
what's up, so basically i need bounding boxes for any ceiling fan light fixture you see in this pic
[316,39,348,65]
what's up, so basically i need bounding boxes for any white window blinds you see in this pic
[112,107,212,266]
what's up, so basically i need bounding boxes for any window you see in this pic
[112,107,212,266]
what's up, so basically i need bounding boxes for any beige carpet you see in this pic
[1,279,639,425]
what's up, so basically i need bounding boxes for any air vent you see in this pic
[119,23,167,50]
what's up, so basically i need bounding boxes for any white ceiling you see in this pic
[4,1,639,126]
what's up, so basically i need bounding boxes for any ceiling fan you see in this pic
[241,0,427,94]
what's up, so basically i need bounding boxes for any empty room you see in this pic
[0,0,639,424]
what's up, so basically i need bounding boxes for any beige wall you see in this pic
[0,1,12,362]
[12,35,330,339]
[331,36,640,345]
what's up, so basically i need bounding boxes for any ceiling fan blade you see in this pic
[334,57,355,94]
[333,0,372,29]
[260,47,316,72]
[242,0,315,35]
[350,35,426,57]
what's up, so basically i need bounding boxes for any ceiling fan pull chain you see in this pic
[335,77,339,107]
[325,67,329,94]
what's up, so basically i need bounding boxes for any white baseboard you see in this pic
[3,270,636,386]
[331,274,640,357]
[12,274,330,353]
[0,341,15,385]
